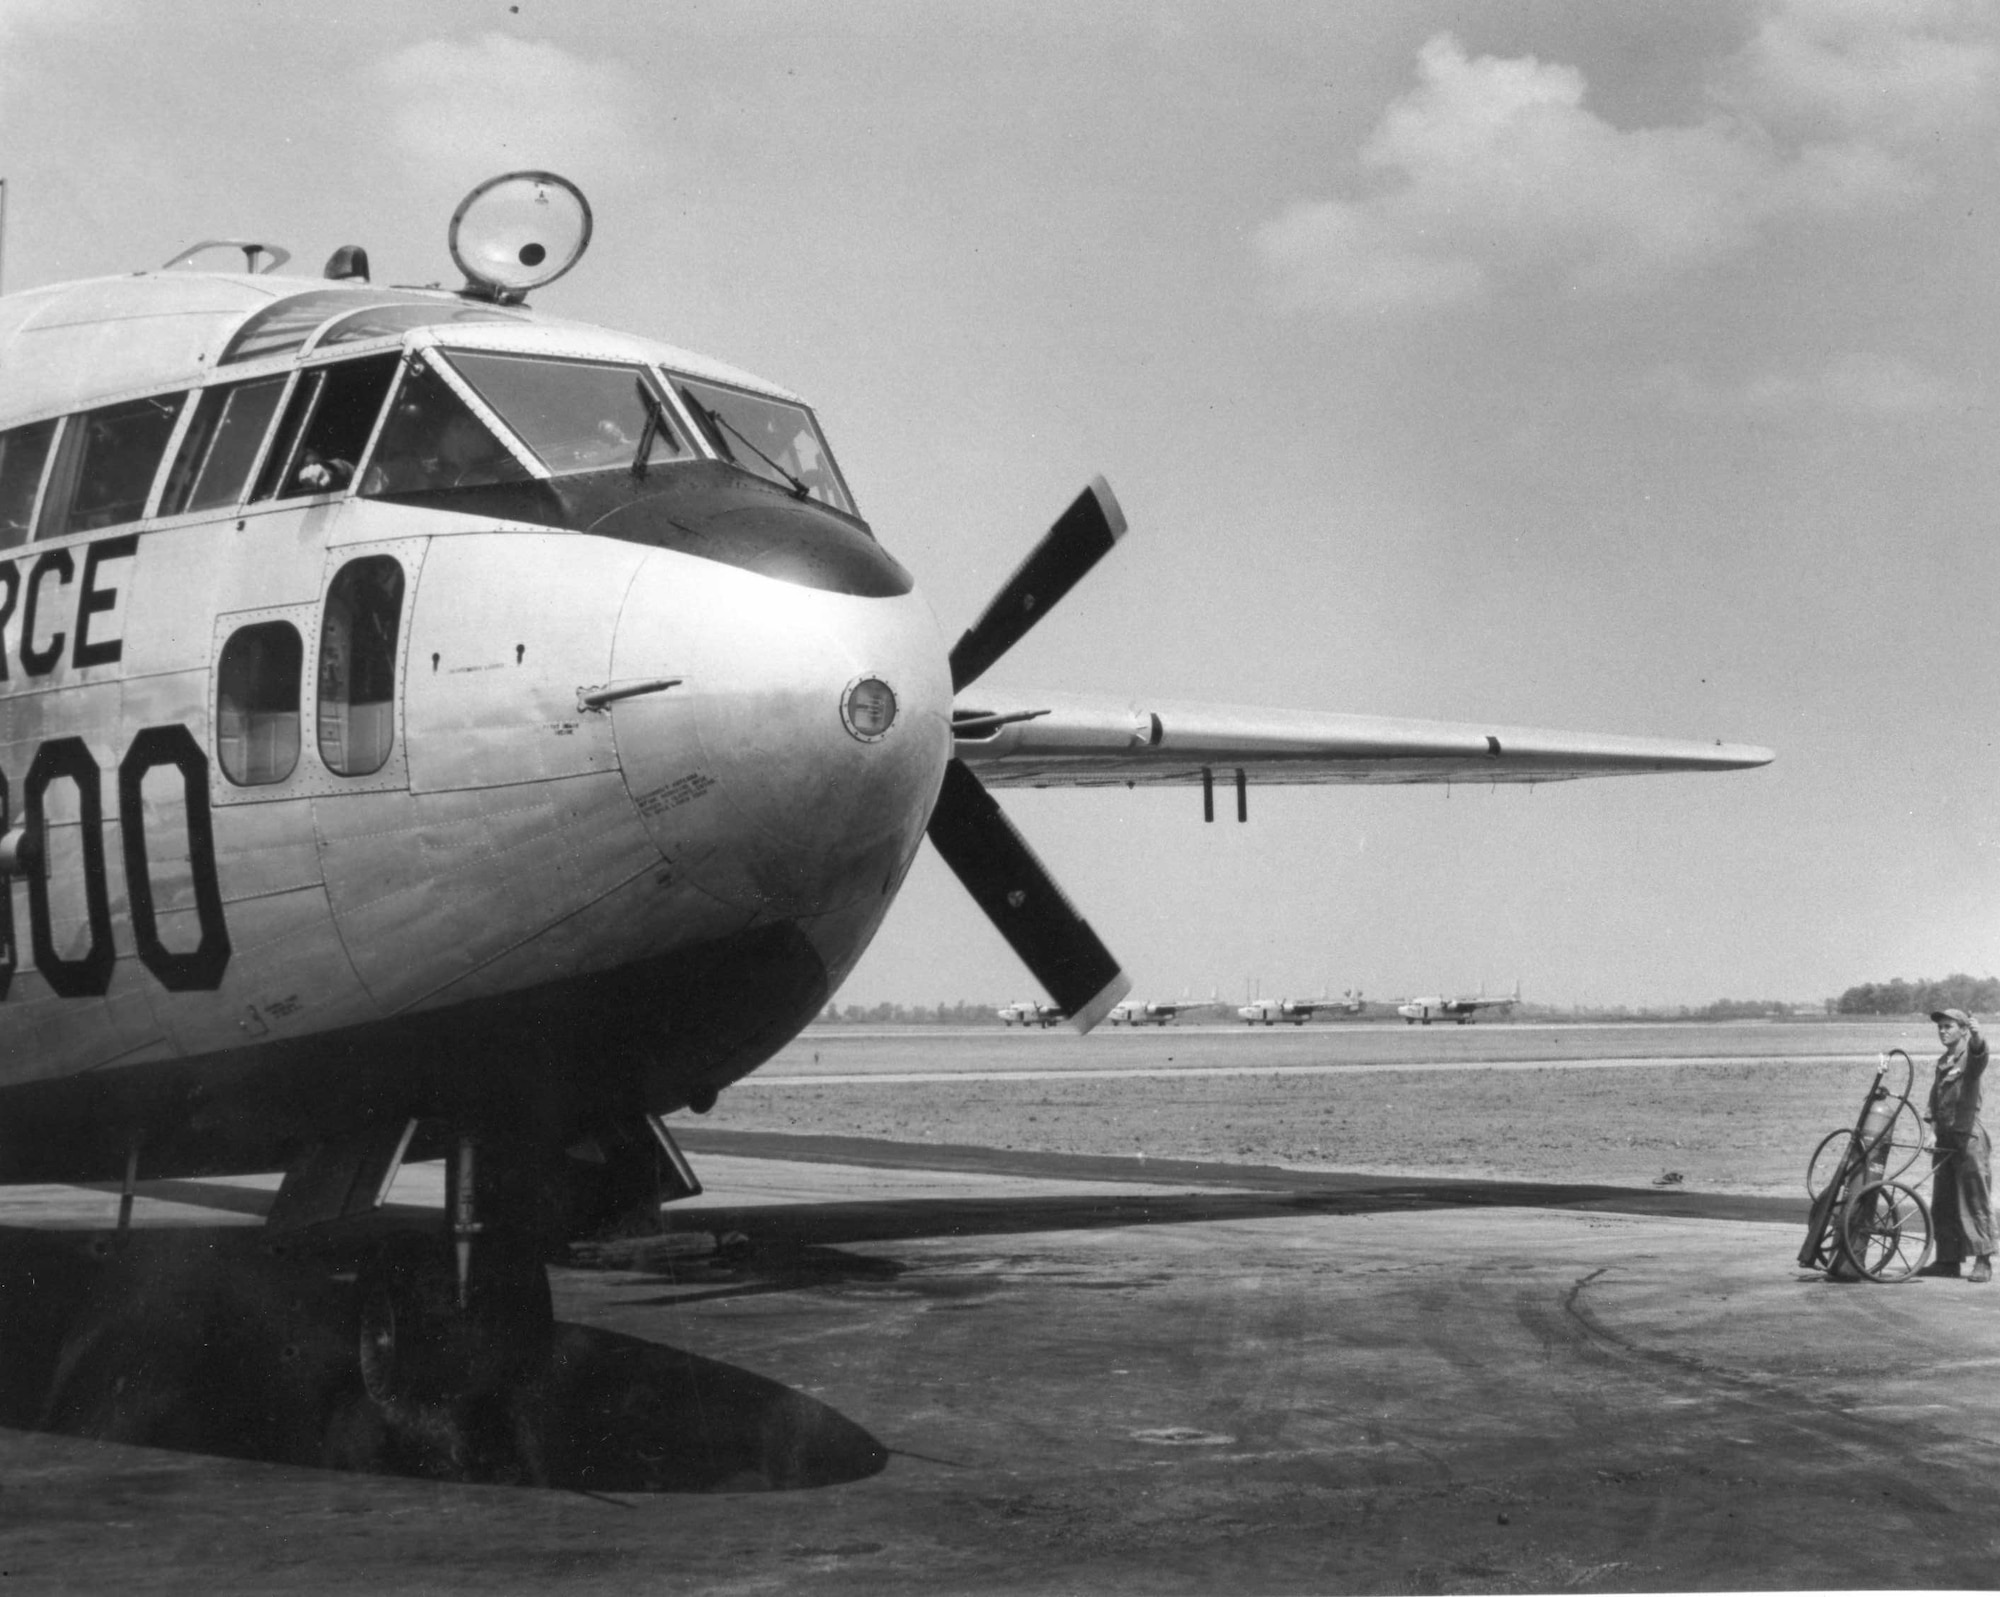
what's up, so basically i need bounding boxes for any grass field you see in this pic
[708,1020,1947,1196]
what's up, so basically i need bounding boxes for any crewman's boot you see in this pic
[1918,1257,1962,1278]
[1969,1256,1992,1284]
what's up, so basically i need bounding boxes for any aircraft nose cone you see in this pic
[609,554,950,917]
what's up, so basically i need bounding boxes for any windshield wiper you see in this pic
[632,378,669,481]
[678,386,810,499]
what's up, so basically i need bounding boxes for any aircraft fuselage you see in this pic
[0,273,951,1184]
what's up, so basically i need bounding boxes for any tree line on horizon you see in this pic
[1833,974,2000,1017]
[815,975,2000,1026]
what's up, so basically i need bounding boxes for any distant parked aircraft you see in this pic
[1107,996,1217,1026]
[998,1001,1066,1028]
[1397,984,1521,1025]
[1237,992,1364,1026]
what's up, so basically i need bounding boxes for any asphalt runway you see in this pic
[0,1024,1994,1594]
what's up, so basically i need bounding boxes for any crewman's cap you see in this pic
[1931,1007,1974,1026]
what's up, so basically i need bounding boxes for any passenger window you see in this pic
[359,360,529,496]
[0,419,56,550]
[318,556,404,777]
[217,621,303,786]
[160,376,286,515]
[38,392,187,539]
[252,355,400,501]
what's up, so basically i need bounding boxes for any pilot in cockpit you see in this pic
[360,373,526,496]
[291,448,355,495]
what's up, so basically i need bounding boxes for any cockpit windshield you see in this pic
[359,359,529,496]
[670,376,854,514]
[443,350,685,478]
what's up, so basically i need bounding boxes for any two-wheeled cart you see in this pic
[1798,1049,1933,1282]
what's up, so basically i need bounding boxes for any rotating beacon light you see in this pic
[449,171,593,304]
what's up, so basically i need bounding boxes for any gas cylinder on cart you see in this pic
[1856,1087,1899,1179]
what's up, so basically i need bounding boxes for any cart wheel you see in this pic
[1836,1179,1931,1283]
[1806,1129,1857,1199]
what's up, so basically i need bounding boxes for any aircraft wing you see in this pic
[954,693,1772,788]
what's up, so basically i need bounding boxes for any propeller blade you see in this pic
[926,758,1129,1032]
[948,476,1126,693]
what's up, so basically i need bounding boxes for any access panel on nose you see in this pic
[402,533,646,795]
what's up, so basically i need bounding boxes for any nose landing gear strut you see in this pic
[355,1131,555,1413]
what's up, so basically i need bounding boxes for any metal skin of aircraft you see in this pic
[1397,986,1521,1025]
[0,172,1770,1405]
[1236,993,1365,1026]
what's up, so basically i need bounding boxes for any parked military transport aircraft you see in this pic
[1106,996,1215,1026]
[1397,984,1521,1025]
[1237,992,1365,1026]
[997,1000,1065,1028]
[0,172,1768,1404]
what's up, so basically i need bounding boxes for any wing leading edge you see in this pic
[953,693,1773,788]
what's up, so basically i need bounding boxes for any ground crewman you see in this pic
[1919,1007,1992,1282]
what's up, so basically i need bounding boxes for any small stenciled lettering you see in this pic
[635,771,716,818]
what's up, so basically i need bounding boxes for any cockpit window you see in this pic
[358,358,530,496]
[670,376,852,514]
[160,375,286,515]
[442,351,684,478]
[0,420,56,550]
[317,302,525,350]
[220,290,467,365]
[252,354,400,501]
[38,392,187,538]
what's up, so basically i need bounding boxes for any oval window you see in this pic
[318,556,404,777]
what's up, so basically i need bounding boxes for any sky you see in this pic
[0,0,1993,1010]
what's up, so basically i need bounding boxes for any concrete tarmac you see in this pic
[0,1138,1996,1593]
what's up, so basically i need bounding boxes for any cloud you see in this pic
[1254,200,1485,316]
[374,34,648,183]
[1725,0,2000,144]
[1651,353,1980,416]
[1256,3,1997,317]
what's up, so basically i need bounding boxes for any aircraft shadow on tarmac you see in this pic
[608,1176,1800,1320]
[0,1224,888,1493]
[0,1175,1796,1490]
[670,1172,1801,1275]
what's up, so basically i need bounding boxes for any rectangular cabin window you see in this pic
[160,376,287,516]
[443,350,684,477]
[0,419,57,550]
[217,621,303,786]
[669,375,854,514]
[36,392,187,540]
[251,354,400,502]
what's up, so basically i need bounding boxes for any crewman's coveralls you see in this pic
[1929,1023,1994,1270]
